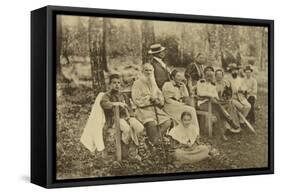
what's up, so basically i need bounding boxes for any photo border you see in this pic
[32,5,274,188]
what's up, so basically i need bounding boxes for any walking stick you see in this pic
[231,103,256,134]
[237,111,256,134]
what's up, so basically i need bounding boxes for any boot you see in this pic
[226,117,240,130]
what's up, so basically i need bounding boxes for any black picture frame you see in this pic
[31,5,274,188]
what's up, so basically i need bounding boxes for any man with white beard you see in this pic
[132,63,172,146]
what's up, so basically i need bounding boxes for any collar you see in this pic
[153,56,162,62]
[199,79,206,83]
[153,56,167,69]
[205,80,216,86]
[171,80,181,88]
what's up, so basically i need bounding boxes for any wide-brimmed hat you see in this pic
[148,43,166,54]
[244,65,253,72]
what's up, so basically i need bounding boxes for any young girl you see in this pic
[168,111,210,165]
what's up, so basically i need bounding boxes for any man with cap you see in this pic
[196,66,240,140]
[185,53,206,86]
[243,65,258,124]
[148,43,171,89]
[228,63,251,120]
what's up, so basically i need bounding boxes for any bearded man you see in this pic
[228,63,251,118]
[131,63,172,146]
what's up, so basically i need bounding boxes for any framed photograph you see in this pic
[31,5,274,188]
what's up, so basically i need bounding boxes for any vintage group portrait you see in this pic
[55,13,271,181]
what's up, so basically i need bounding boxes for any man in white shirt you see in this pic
[243,65,258,124]
[228,64,251,118]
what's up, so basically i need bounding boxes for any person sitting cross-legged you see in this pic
[100,74,144,160]
[167,111,210,166]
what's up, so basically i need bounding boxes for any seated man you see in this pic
[100,74,144,160]
[243,65,258,124]
[131,63,172,146]
[228,63,251,119]
[196,66,239,140]
[215,68,241,133]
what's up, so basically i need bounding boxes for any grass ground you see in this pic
[56,84,268,180]
[56,56,268,179]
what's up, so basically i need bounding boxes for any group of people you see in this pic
[86,43,258,165]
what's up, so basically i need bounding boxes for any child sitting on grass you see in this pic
[168,111,210,165]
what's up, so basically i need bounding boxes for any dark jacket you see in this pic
[185,62,204,83]
[150,57,171,89]
[100,90,133,126]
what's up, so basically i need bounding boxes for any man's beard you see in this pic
[146,75,154,82]
[232,73,238,78]
[145,74,159,93]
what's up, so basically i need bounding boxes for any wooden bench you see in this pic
[112,90,133,161]
[196,101,214,137]
[183,97,214,137]
[113,105,122,161]
[112,92,215,161]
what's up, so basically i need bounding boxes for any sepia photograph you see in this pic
[55,14,269,180]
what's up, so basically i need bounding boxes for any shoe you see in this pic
[222,134,228,141]
[240,123,247,129]
[228,127,241,133]
[228,119,240,129]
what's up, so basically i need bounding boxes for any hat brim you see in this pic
[148,47,166,54]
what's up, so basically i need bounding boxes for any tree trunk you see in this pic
[102,18,109,72]
[141,21,155,64]
[129,20,141,57]
[88,17,106,95]
[180,25,185,66]
[259,28,266,70]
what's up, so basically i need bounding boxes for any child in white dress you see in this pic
[168,111,210,165]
